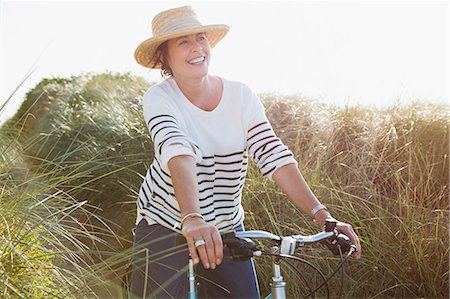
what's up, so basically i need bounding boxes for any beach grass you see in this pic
[0,73,448,298]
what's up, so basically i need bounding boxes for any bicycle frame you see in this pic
[186,248,296,299]
[188,259,196,299]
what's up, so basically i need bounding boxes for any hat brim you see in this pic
[134,24,229,68]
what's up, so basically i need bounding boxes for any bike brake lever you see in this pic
[324,220,337,232]
[326,233,354,255]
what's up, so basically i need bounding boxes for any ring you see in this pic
[194,239,206,247]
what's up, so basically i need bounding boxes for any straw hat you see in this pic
[134,6,229,68]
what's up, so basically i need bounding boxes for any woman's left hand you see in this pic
[315,210,361,259]
[334,220,361,259]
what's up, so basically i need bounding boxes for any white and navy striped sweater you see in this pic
[136,77,297,232]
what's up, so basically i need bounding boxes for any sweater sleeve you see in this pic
[244,88,297,180]
[143,88,202,173]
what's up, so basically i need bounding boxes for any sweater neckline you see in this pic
[169,76,227,115]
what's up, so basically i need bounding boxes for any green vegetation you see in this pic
[245,95,448,298]
[1,73,151,298]
[1,73,448,298]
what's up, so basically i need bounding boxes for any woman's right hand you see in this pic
[181,218,223,269]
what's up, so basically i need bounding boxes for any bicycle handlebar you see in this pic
[233,230,282,242]
[223,221,356,258]
[176,221,356,259]
[232,229,339,245]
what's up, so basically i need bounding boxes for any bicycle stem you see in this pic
[271,258,287,299]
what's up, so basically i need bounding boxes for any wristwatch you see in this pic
[311,203,327,218]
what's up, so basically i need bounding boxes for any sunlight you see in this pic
[1,1,448,124]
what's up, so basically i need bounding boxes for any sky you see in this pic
[1,0,448,123]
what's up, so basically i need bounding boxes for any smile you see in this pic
[188,56,205,64]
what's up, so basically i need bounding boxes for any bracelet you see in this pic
[311,203,327,219]
[180,212,205,228]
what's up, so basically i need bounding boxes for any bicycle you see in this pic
[186,220,356,299]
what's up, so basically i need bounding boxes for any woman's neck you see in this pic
[173,75,222,111]
[174,75,212,98]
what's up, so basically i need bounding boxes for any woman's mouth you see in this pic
[188,56,205,64]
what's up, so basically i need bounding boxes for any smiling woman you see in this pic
[166,33,211,78]
[128,5,361,299]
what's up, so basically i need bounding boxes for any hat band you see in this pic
[157,19,203,35]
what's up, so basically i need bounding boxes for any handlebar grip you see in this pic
[326,233,354,255]
[222,232,257,261]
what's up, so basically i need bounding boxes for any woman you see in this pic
[131,5,361,298]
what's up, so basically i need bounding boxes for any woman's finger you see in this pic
[350,228,362,258]
[194,238,210,269]
[185,236,200,265]
[203,235,217,269]
[211,230,223,265]
[338,223,361,258]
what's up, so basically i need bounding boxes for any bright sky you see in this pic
[1,1,448,123]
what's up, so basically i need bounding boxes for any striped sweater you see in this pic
[136,77,297,232]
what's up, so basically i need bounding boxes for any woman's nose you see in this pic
[192,41,204,51]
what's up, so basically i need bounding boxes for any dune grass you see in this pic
[0,73,152,298]
[1,72,448,298]
[244,96,448,298]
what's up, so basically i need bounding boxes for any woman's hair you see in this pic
[152,41,173,78]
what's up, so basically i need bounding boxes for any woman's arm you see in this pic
[168,155,223,269]
[272,163,361,258]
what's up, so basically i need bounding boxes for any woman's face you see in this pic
[166,32,211,80]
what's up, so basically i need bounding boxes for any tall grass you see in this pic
[0,73,152,297]
[1,73,448,298]
[1,101,95,297]
[244,95,449,298]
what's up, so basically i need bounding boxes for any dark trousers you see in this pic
[130,219,260,299]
